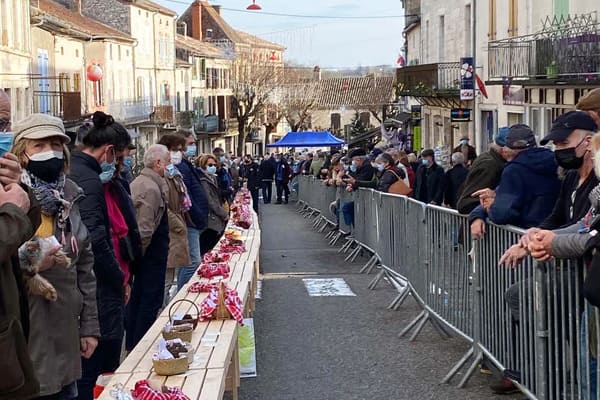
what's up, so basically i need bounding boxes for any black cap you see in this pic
[348,148,367,158]
[368,148,384,160]
[506,124,536,149]
[541,111,598,145]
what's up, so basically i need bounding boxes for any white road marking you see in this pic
[255,280,262,299]
[302,278,356,297]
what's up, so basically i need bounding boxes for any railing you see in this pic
[297,175,600,400]
[152,105,174,124]
[107,98,152,125]
[32,91,81,122]
[194,115,236,133]
[396,62,461,97]
[488,21,600,83]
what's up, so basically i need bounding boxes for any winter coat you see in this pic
[69,151,124,340]
[310,158,325,177]
[275,160,292,184]
[414,163,445,204]
[258,158,276,181]
[164,171,191,269]
[377,166,405,193]
[0,190,40,400]
[469,147,560,229]
[27,179,100,396]
[199,170,229,234]
[444,164,469,209]
[130,168,169,253]
[456,147,506,214]
[240,161,261,190]
[216,167,233,203]
[177,158,209,231]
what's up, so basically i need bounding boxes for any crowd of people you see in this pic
[0,88,260,400]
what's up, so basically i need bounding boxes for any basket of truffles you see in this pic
[152,339,193,376]
[162,299,200,342]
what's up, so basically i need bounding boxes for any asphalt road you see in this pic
[237,201,521,400]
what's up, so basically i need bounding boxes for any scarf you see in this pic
[22,170,71,235]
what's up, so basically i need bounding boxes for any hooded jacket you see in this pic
[470,147,560,229]
[457,147,506,214]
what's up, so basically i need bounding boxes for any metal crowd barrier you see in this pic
[295,175,600,400]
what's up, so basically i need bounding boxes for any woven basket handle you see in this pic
[168,298,200,323]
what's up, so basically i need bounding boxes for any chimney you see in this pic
[212,5,221,14]
[189,2,203,40]
[313,66,321,81]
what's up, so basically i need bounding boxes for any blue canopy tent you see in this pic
[265,131,345,148]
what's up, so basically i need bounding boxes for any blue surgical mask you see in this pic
[460,139,469,145]
[375,163,385,172]
[123,156,132,168]
[422,159,430,167]
[207,165,217,175]
[185,145,197,158]
[343,164,350,171]
[350,164,357,173]
[0,132,14,157]
[219,155,226,163]
[99,161,116,183]
[166,164,177,177]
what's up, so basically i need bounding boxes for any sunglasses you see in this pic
[0,118,10,132]
[207,163,217,167]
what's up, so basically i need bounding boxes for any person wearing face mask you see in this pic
[173,131,208,290]
[126,145,170,351]
[68,111,132,400]
[414,149,445,205]
[197,155,229,254]
[120,144,136,184]
[452,136,477,166]
[274,154,292,204]
[157,134,191,302]
[212,147,234,204]
[239,155,261,214]
[11,114,100,400]
[339,149,375,231]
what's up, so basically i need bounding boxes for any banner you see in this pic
[460,57,475,100]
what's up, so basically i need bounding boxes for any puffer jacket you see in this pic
[27,179,100,396]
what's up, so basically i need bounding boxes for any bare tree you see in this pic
[271,67,318,133]
[231,56,282,156]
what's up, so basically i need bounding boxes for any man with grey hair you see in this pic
[126,144,171,350]
[444,152,468,209]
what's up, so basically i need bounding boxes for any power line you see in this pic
[158,0,413,19]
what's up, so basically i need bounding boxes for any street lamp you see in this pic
[246,1,261,10]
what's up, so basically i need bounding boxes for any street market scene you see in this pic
[1,0,600,399]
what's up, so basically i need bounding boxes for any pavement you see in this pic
[236,200,522,400]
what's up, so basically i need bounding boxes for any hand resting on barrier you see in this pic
[520,227,541,248]
[470,218,486,240]
[527,230,556,261]
[499,244,529,268]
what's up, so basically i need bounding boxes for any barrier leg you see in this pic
[400,309,451,341]
[359,255,378,274]
[368,268,387,290]
[339,238,355,253]
[345,245,361,262]
[349,246,363,262]
[389,287,411,310]
[329,231,342,246]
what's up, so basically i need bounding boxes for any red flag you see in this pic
[475,74,488,98]
[396,55,405,67]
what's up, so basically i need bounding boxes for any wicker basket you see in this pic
[162,325,193,342]
[152,356,188,376]
[169,299,200,329]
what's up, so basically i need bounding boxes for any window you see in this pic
[465,5,471,51]
[59,72,70,92]
[109,43,113,60]
[331,113,341,131]
[138,9,141,15]
[489,0,497,40]
[60,47,64,55]
[73,73,81,92]
[184,91,189,111]
[136,76,144,100]
[192,58,198,80]
[176,92,181,112]
[438,16,445,61]
[508,0,518,37]
[93,80,103,106]
[75,49,79,58]
[118,45,121,61]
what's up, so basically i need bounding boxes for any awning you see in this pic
[266,131,345,148]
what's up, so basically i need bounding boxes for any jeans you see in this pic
[261,180,273,203]
[77,339,122,400]
[341,201,354,227]
[581,308,598,400]
[177,227,201,290]
[250,189,259,214]
[275,180,290,202]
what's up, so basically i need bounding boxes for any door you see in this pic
[481,110,498,150]
[37,49,49,113]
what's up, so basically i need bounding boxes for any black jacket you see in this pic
[178,158,209,231]
[377,167,404,193]
[259,158,276,181]
[351,163,375,189]
[414,163,445,204]
[539,170,598,230]
[241,161,261,190]
[456,147,506,214]
[69,151,124,339]
[444,164,469,209]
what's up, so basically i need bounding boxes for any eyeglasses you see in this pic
[0,118,10,132]
[207,163,217,167]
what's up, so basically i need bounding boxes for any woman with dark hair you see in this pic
[197,155,228,255]
[157,134,191,298]
[68,111,134,400]
[374,152,406,193]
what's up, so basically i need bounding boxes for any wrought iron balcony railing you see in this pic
[107,98,152,125]
[488,20,600,84]
[33,91,82,122]
[396,62,461,98]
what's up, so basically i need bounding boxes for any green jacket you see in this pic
[309,158,325,177]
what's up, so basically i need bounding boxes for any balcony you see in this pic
[107,98,152,125]
[194,115,237,134]
[33,91,82,122]
[151,105,174,124]
[488,20,600,85]
[396,62,463,107]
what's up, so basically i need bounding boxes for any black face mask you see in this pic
[555,147,585,170]
[26,157,64,182]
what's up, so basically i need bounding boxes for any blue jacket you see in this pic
[469,147,560,229]
[178,158,209,231]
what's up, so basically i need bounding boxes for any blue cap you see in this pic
[495,126,509,146]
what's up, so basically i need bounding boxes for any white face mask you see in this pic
[28,150,64,161]
[170,151,183,165]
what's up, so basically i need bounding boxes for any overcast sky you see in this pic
[156,0,405,68]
